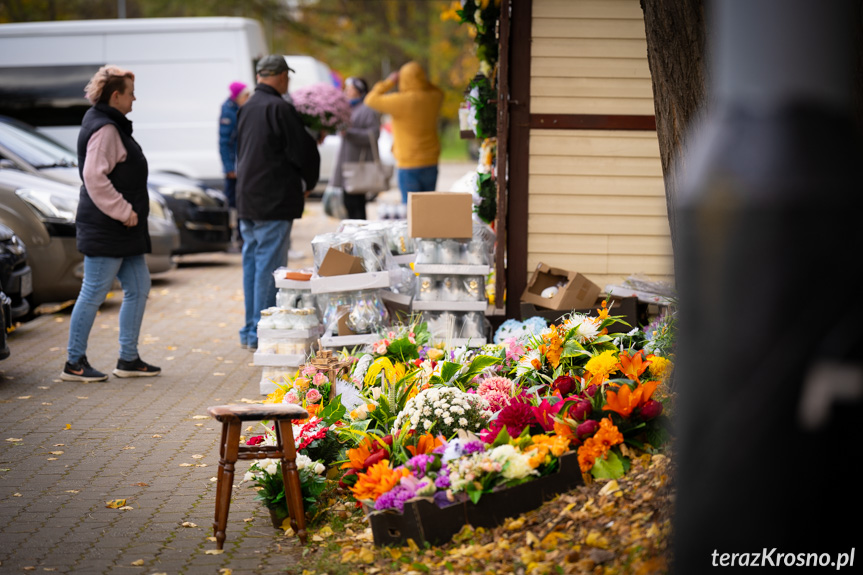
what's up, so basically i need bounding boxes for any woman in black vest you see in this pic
[61,65,160,382]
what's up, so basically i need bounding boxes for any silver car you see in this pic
[0,165,178,312]
[0,115,180,279]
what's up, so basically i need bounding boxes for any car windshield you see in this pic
[0,121,77,169]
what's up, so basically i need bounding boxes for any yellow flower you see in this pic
[293,377,310,391]
[648,355,672,380]
[584,350,619,381]
[440,1,461,22]
[364,357,406,388]
[264,387,285,404]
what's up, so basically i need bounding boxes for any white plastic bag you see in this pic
[322,186,347,219]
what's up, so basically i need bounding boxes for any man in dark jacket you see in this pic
[236,54,321,350]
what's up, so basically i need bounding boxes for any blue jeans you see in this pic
[398,165,439,204]
[67,255,151,363]
[239,219,292,347]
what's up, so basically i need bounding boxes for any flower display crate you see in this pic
[368,451,583,547]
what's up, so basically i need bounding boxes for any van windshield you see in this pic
[0,120,77,169]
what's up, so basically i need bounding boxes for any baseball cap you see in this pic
[256,55,295,77]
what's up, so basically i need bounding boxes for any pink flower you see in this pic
[530,398,562,432]
[477,376,515,411]
[284,390,300,404]
[495,401,537,437]
[305,388,323,404]
[302,365,317,377]
[505,338,524,361]
[312,372,328,387]
[290,83,351,132]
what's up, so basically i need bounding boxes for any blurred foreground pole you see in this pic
[673,0,863,571]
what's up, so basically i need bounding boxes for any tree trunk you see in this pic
[640,0,707,258]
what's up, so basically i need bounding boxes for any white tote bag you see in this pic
[342,132,393,195]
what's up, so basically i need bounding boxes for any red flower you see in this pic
[551,375,577,396]
[246,435,264,446]
[496,401,538,437]
[576,419,599,439]
[568,399,592,422]
[640,399,663,420]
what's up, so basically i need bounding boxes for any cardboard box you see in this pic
[521,263,601,311]
[317,248,366,277]
[408,192,473,239]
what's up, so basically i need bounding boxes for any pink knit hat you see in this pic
[229,81,248,100]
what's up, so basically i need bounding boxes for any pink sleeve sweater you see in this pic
[81,124,135,224]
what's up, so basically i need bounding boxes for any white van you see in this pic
[0,17,266,187]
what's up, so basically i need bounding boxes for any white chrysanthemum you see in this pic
[563,313,601,343]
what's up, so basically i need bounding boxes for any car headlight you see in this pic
[15,188,78,223]
[156,186,220,208]
[148,193,175,223]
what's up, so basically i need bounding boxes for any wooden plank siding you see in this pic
[525,0,673,289]
[527,130,672,286]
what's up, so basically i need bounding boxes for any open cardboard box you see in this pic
[521,263,601,311]
[407,192,473,239]
[317,248,366,276]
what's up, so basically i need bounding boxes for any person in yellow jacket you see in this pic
[364,61,443,205]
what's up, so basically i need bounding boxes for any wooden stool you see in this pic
[207,403,309,548]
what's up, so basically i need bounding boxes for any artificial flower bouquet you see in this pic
[242,453,328,525]
[290,82,351,137]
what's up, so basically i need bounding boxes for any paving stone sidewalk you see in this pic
[0,205,338,575]
[0,163,475,575]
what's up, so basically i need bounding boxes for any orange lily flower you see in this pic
[406,433,444,457]
[341,438,374,470]
[603,380,661,417]
[596,300,610,321]
[617,350,652,383]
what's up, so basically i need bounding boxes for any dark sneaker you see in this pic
[113,357,161,378]
[61,356,108,382]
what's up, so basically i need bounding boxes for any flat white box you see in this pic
[380,291,413,306]
[310,271,393,294]
[256,327,322,340]
[253,352,306,367]
[429,337,487,348]
[413,264,490,276]
[273,268,313,290]
[319,334,379,348]
[412,300,487,312]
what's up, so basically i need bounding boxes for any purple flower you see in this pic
[405,454,435,478]
[435,465,450,489]
[461,440,485,456]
